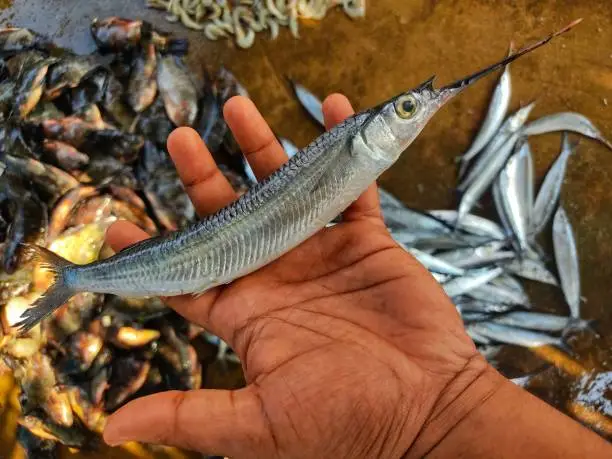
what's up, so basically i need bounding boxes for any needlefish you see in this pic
[16,22,580,332]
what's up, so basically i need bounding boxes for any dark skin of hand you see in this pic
[103,95,612,458]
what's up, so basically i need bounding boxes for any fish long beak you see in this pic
[437,18,582,102]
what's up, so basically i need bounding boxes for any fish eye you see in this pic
[395,95,418,119]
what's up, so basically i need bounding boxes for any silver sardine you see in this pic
[524,112,612,150]
[458,102,535,192]
[427,210,506,240]
[491,311,587,332]
[496,143,531,252]
[456,131,522,227]
[531,133,575,235]
[552,206,581,318]
[457,45,512,176]
[436,240,506,265]
[468,282,530,307]
[468,322,563,347]
[16,24,580,331]
[504,258,558,286]
[287,77,325,127]
[442,267,503,298]
[405,247,465,276]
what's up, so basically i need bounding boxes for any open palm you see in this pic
[103,95,489,458]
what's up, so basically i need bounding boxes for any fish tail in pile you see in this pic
[15,245,78,334]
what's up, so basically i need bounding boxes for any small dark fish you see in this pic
[48,186,98,239]
[85,129,144,163]
[26,101,65,122]
[90,366,110,406]
[0,80,15,115]
[110,198,158,235]
[41,117,144,162]
[2,191,47,273]
[85,157,137,188]
[41,116,103,147]
[45,56,102,100]
[15,57,57,118]
[18,415,94,448]
[135,96,174,146]
[42,140,90,170]
[77,104,113,130]
[0,28,49,55]
[6,50,45,77]
[16,424,58,459]
[128,42,157,113]
[70,68,110,114]
[104,295,168,320]
[4,155,79,203]
[157,54,198,127]
[91,17,189,54]
[105,357,150,410]
[50,292,100,338]
[101,74,135,130]
[69,196,112,227]
[59,331,103,374]
[67,387,107,434]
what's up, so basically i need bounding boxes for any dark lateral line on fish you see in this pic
[441,18,583,91]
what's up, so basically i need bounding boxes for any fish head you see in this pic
[357,19,581,165]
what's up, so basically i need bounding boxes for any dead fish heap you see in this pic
[285,65,610,359]
[0,20,251,455]
[147,0,366,49]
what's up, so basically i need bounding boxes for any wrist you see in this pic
[404,354,612,459]
[404,354,506,458]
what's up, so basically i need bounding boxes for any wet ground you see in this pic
[1,0,612,455]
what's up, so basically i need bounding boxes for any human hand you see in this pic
[102,94,496,458]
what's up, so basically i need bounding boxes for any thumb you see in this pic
[103,387,272,457]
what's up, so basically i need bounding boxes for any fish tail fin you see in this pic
[166,38,189,56]
[563,318,600,338]
[15,245,77,334]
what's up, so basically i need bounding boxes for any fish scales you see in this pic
[63,113,373,296]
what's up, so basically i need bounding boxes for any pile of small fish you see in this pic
[0,18,255,456]
[147,0,366,48]
[286,62,611,358]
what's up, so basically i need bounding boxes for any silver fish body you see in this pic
[436,240,508,267]
[287,77,325,127]
[378,187,406,210]
[524,112,612,150]
[496,143,531,253]
[383,207,451,237]
[552,206,581,318]
[455,298,515,314]
[457,49,512,173]
[456,131,522,226]
[442,267,503,298]
[405,247,465,276]
[468,282,530,307]
[531,133,575,235]
[468,322,562,347]
[428,210,505,240]
[517,140,534,229]
[458,102,535,192]
[491,311,583,332]
[505,258,558,286]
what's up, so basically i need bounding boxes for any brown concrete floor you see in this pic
[1,0,612,453]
